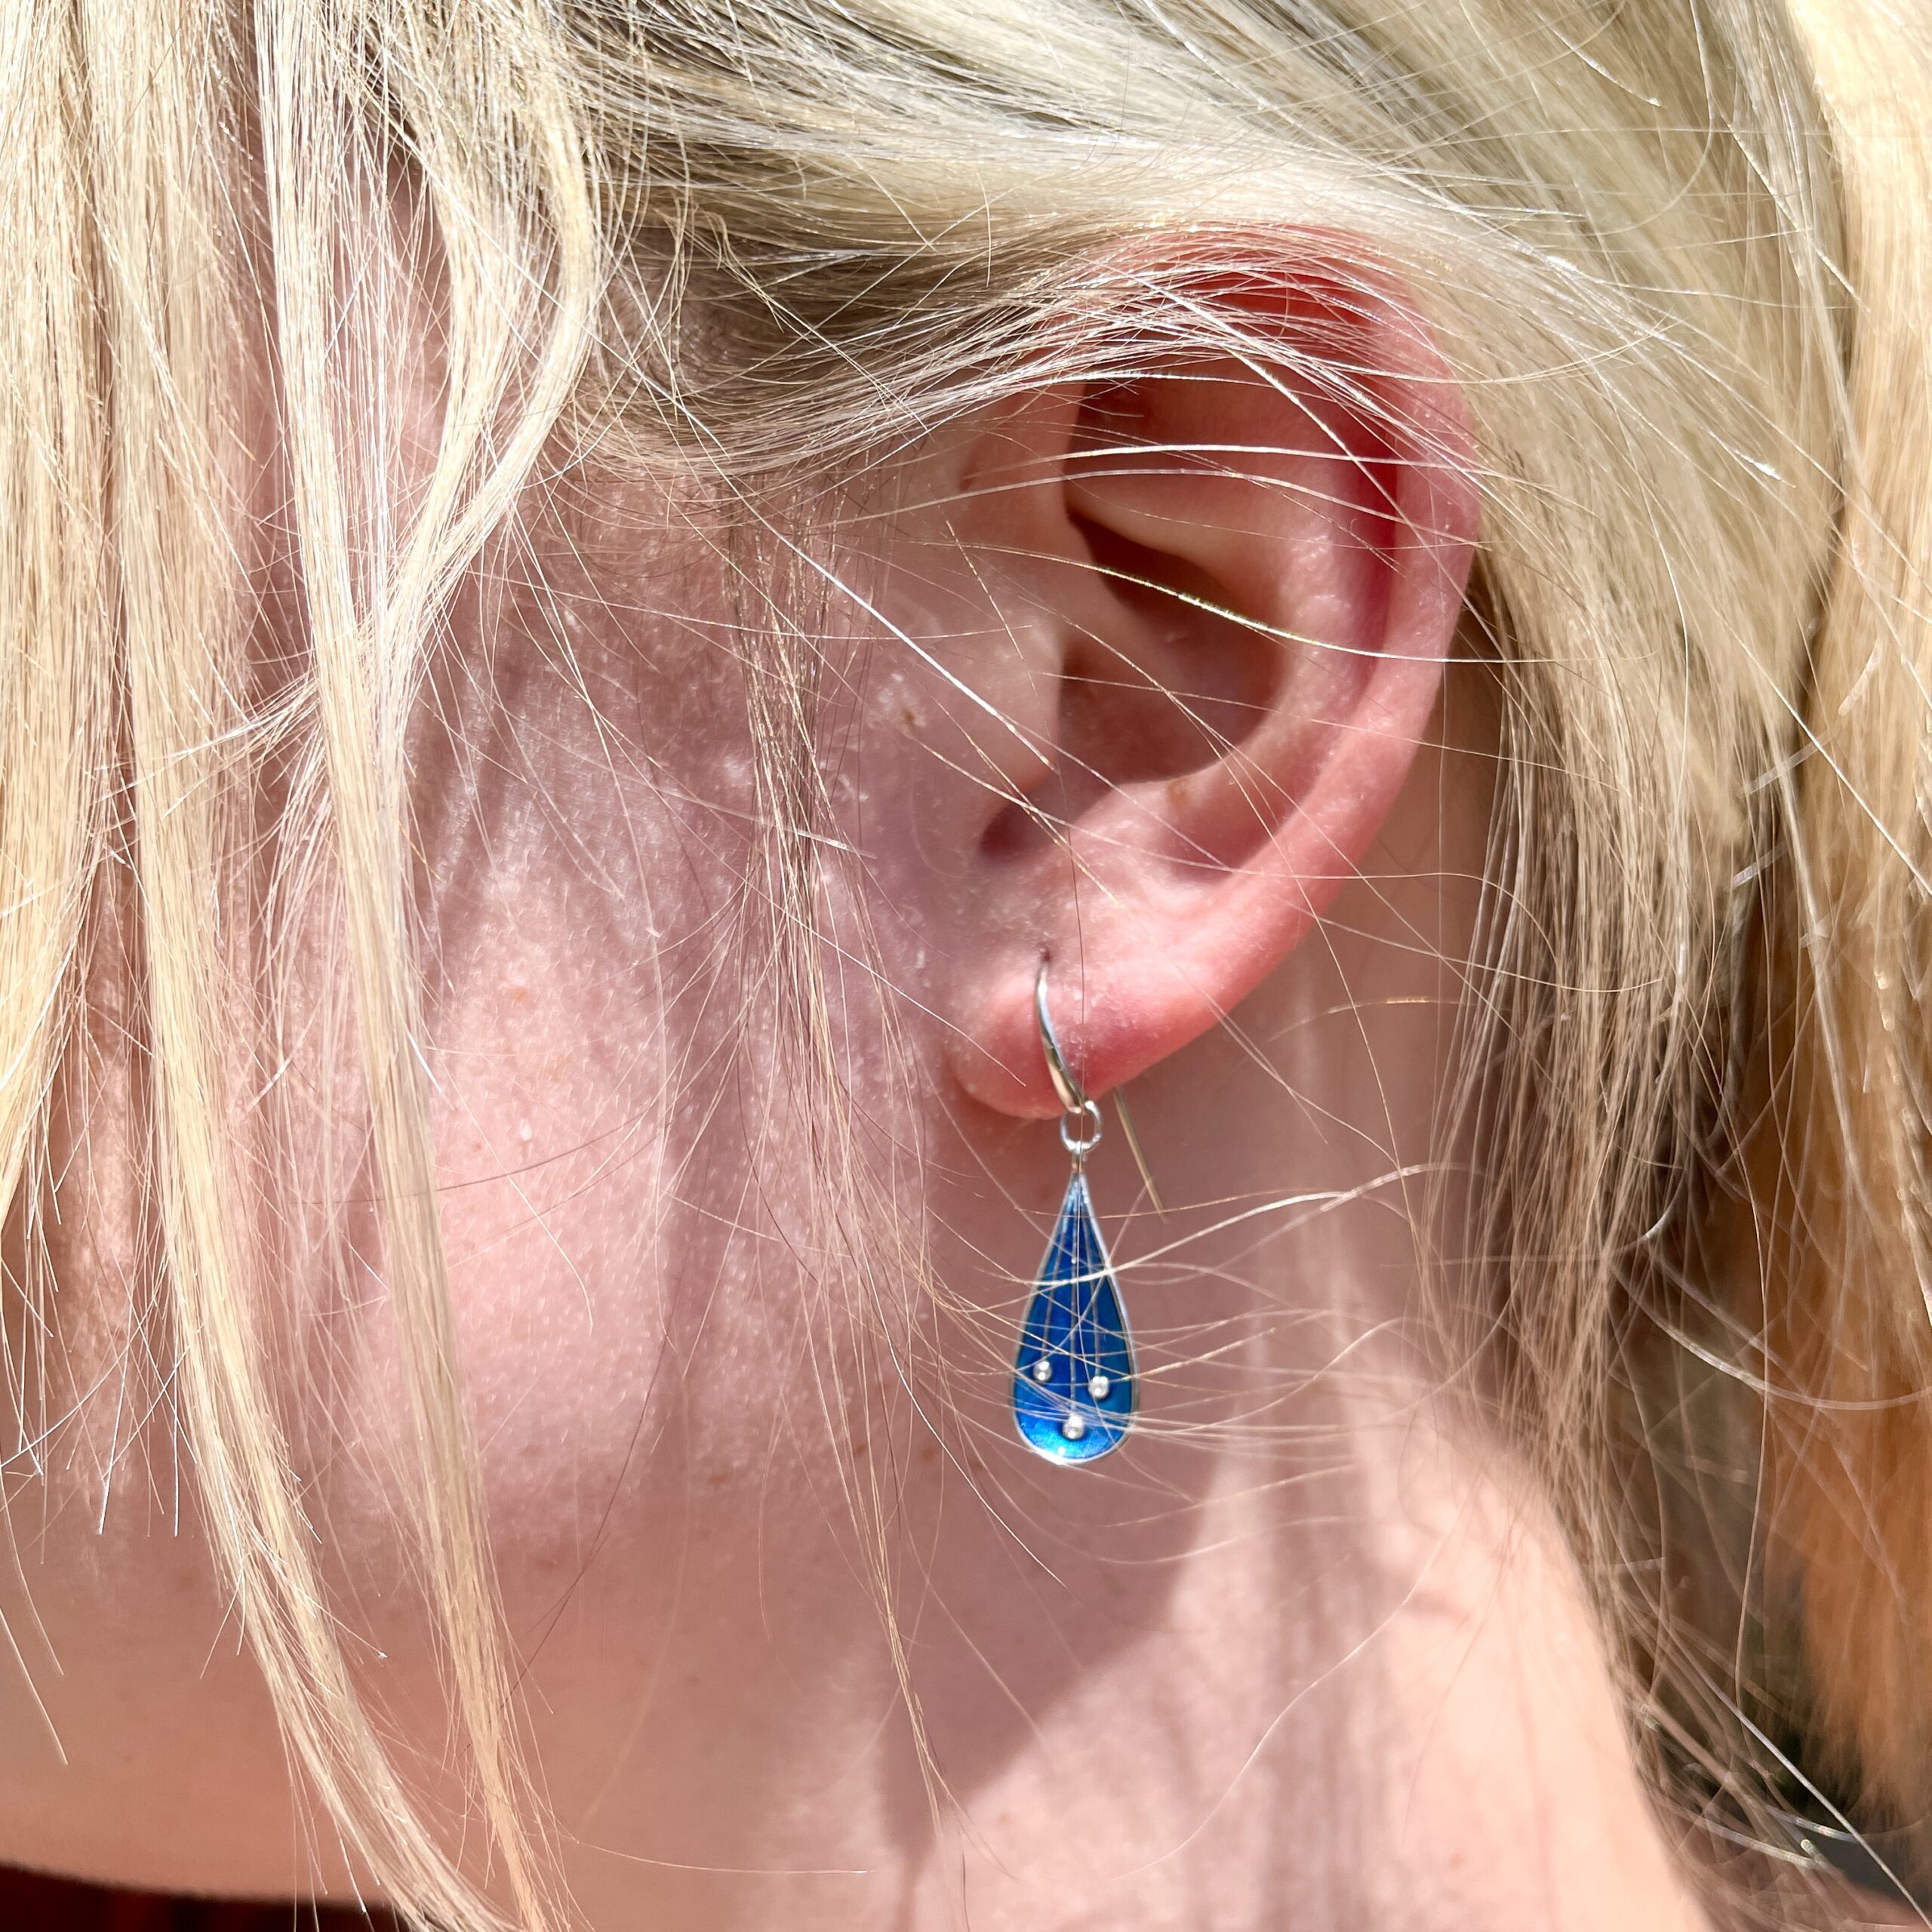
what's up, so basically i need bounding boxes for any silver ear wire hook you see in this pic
[1035,963,1103,1161]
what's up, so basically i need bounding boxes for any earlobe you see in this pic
[940,247,1479,1118]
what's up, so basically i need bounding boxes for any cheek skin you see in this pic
[0,488,915,1897]
[315,524,848,1517]
[298,503,924,1855]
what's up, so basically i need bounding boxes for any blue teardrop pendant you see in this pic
[1011,1170,1136,1463]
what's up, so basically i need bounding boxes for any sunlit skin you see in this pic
[0,254,1903,1929]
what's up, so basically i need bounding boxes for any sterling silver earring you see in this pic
[1011,964,1136,1463]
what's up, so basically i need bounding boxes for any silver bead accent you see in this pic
[1060,1414,1088,1442]
[1030,1358,1053,1383]
[1088,1374,1112,1401]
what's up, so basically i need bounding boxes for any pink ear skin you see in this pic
[943,251,1479,1118]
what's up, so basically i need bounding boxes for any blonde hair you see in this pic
[2,0,1927,1924]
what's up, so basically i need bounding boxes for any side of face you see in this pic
[5,256,1729,1932]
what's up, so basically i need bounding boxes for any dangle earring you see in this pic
[1011,964,1137,1464]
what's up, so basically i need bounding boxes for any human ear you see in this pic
[931,248,1479,1117]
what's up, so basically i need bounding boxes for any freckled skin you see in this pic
[0,453,1863,1930]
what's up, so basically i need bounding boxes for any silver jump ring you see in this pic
[1060,1098,1104,1158]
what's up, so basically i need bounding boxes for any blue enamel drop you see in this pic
[1011,1171,1136,1463]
